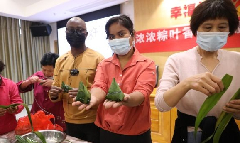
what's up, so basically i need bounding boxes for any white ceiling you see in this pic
[0,0,128,23]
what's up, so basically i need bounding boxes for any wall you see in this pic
[49,0,135,54]
[120,0,134,24]
[49,22,57,53]
[134,0,240,78]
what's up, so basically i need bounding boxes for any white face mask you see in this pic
[108,37,132,55]
[196,32,229,51]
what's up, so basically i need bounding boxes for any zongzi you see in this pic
[106,78,125,102]
[76,81,91,104]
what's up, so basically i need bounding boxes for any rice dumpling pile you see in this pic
[61,81,72,93]
[76,81,91,104]
[106,78,125,102]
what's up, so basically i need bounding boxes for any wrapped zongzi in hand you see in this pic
[61,81,72,93]
[76,81,91,104]
[106,78,125,102]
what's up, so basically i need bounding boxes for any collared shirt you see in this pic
[0,76,24,135]
[155,47,240,119]
[52,48,104,124]
[17,71,66,130]
[92,49,156,135]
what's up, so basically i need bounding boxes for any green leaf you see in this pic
[201,88,240,143]
[194,74,233,137]
[16,135,27,143]
[34,131,47,143]
[0,103,19,109]
[61,81,72,93]
[76,81,91,104]
[106,78,125,102]
[21,103,34,131]
[213,113,232,143]
[211,88,240,143]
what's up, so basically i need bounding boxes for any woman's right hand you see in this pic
[49,86,62,100]
[185,72,224,96]
[0,108,7,116]
[28,76,39,84]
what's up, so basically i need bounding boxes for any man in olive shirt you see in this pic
[49,17,104,143]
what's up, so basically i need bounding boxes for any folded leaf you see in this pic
[0,103,19,109]
[106,78,125,102]
[61,81,72,93]
[194,74,233,137]
[76,81,91,104]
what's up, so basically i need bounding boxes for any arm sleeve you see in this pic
[133,61,156,100]
[16,75,35,93]
[154,55,179,112]
[10,82,24,114]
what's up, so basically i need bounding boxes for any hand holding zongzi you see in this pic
[49,86,62,100]
[104,93,130,109]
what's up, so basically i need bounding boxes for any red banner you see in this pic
[135,25,240,53]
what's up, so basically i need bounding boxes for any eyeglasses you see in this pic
[66,28,86,33]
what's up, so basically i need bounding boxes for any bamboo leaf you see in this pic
[106,78,125,102]
[212,88,240,143]
[194,74,233,137]
[216,88,240,128]
[61,81,72,93]
[0,103,20,109]
[201,134,213,143]
[213,113,232,143]
[76,81,91,104]
[21,103,34,131]
[201,88,240,143]
[15,135,27,143]
[34,131,47,143]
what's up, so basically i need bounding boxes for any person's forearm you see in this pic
[123,91,145,107]
[20,80,32,89]
[91,87,106,105]
[163,80,190,107]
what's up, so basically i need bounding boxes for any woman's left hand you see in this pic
[7,106,17,114]
[103,93,130,109]
[223,99,240,114]
[40,79,53,87]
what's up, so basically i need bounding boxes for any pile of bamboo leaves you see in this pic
[195,74,240,143]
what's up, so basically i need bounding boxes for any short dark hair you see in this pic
[105,15,134,38]
[0,60,5,73]
[190,0,239,36]
[40,52,59,68]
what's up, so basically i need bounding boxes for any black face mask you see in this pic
[66,31,86,48]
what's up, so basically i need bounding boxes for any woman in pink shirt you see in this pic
[71,15,156,143]
[17,52,66,131]
[155,0,240,143]
[0,60,24,135]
